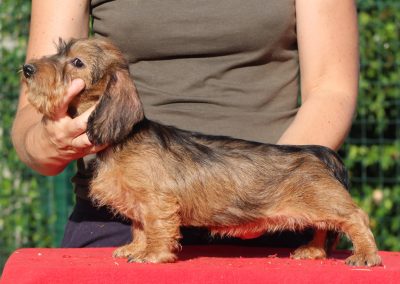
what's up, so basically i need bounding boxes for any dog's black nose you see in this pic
[22,64,36,78]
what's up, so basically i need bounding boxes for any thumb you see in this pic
[63,79,85,106]
[53,79,86,120]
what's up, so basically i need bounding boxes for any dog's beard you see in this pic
[26,80,68,118]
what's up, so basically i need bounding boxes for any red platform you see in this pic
[1,246,399,284]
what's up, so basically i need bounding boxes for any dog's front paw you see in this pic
[345,253,382,267]
[113,244,142,259]
[127,251,177,264]
[114,245,177,263]
[291,245,327,260]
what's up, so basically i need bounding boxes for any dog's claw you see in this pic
[127,257,145,263]
[113,245,138,259]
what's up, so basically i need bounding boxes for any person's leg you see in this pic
[61,198,132,248]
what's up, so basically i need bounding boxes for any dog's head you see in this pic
[22,38,144,145]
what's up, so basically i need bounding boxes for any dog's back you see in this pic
[162,123,349,192]
[273,144,349,190]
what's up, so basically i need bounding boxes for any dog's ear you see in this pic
[56,37,76,56]
[87,69,144,145]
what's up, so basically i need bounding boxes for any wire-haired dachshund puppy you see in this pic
[22,38,381,266]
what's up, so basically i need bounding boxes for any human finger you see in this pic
[87,143,108,154]
[63,79,86,106]
[52,79,86,119]
[71,133,108,155]
[71,132,93,149]
[67,104,96,137]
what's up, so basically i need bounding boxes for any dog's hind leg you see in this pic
[291,229,328,260]
[292,204,381,266]
[341,208,381,266]
[287,181,381,266]
[291,229,339,260]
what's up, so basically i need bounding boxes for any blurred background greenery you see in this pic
[1,0,399,274]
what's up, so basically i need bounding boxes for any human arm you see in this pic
[11,0,102,176]
[277,0,359,150]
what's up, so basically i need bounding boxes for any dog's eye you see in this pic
[71,58,85,68]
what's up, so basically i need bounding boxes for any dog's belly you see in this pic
[179,199,317,239]
[207,214,315,238]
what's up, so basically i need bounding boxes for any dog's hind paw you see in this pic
[345,253,382,267]
[291,245,327,260]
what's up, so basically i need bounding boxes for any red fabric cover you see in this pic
[1,246,399,284]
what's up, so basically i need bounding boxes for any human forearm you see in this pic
[12,105,69,175]
[278,91,356,150]
[11,0,93,175]
[286,0,359,150]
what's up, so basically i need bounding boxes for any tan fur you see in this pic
[22,38,382,267]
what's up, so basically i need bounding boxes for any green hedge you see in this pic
[1,0,399,273]
[340,0,400,250]
[0,0,74,271]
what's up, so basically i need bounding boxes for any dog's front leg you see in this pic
[113,221,147,260]
[115,202,181,263]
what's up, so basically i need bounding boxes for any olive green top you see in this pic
[74,0,299,195]
[90,0,299,144]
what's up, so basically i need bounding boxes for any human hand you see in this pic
[37,79,107,163]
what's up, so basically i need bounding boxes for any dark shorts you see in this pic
[61,197,313,248]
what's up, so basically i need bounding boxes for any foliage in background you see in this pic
[0,0,399,273]
[0,0,74,272]
[339,0,400,250]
